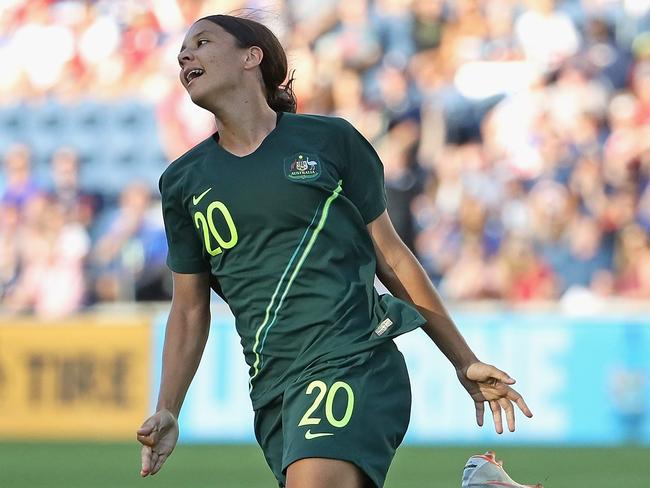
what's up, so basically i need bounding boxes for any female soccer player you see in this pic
[137,14,533,488]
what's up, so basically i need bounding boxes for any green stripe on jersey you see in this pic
[249,181,343,392]
[248,201,324,391]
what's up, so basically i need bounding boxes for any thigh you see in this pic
[286,458,371,488]
[254,396,286,487]
[281,341,412,488]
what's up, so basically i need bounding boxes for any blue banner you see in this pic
[151,309,650,445]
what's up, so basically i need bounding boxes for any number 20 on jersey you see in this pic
[194,201,238,256]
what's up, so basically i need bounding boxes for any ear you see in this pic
[243,46,263,70]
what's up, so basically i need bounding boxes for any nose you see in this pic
[177,47,194,67]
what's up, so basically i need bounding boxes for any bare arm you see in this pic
[367,211,531,433]
[156,271,212,415]
[367,211,477,369]
[137,271,211,476]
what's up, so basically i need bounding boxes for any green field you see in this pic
[0,443,648,487]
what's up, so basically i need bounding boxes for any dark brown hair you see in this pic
[200,14,297,113]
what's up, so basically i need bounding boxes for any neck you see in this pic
[209,89,278,157]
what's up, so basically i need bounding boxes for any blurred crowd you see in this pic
[1,0,650,317]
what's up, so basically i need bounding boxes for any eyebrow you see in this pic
[179,30,210,53]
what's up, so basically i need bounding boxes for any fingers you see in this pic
[475,401,485,427]
[479,398,520,432]
[141,446,168,477]
[140,445,152,477]
[137,423,160,447]
[137,417,155,436]
[467,362,516,384]
[511,391,533,418]
[489,366,515,385]
[137,417,159,447]
[137,430,158,447]
[151,452,169,475]
[499,397,516,432]
[150,451,159,474]
[489,400,503,434]
[137,411,178,477]
[466,363,534,433]
[502,385,533,419]
[482,393,532,433]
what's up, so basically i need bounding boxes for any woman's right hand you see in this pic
[136,409,179,477]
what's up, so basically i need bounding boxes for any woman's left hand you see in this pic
[457,362,533,434]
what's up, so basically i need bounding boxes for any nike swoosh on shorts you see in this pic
[304,429,334,440]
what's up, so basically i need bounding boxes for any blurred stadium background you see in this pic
[1,0,649,486]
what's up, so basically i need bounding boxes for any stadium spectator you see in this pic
[410,0,445,53]
[0,201,20,300]
[615,223,650,298]
[514,0,581,71]
[495,234,557,302]
[90,181,168,302]
[0,0,649,313]
[48,147,101,229]
[3,195,90,318]
[1,144,41,211]
[548,215,614,293]
[379,116,424,251]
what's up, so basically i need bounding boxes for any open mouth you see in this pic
[185,68,204,85]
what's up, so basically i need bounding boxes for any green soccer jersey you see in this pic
[160,112,425,409]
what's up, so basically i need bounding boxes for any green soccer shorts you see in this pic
[253,340,412,488]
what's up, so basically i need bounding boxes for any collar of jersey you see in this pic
[210,111,284,160]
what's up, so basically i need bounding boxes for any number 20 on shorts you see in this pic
[298,380,355,428]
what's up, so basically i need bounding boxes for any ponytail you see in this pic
[267,70,296,113]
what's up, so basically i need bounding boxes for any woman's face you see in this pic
[177,20,246,108]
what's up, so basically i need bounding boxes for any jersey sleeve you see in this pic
[159,171,210,274]
[338,119,387,224]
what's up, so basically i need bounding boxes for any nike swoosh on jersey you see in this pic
[304,429,334,440]
[192,187,212,205]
